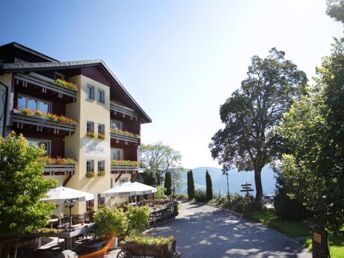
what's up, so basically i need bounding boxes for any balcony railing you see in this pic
[12,109,77,135]
[44,164,76,176]
[15,73,77,101]
[110,101,138,120]
[110,128,140,144]
[111,160,140,173]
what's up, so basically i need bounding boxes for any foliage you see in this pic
[175,193,188,200]
[187,170,195,199]
[98,133,105,140]
[110,128,140,138]
[277,37,344,230]
[97,170,105,177]
[86,170,95,178]
[124,235,174,246]
[111,160,140,167]
[33,228,64,234]
[0,132,56,237]
[42,156,77,165]
[86,131,96,138]
[55,79,78,91]
[205,170,213,201]
[155,185,167,199]
[216,194,258,213]
[142,170,158,186]
[94,207,128,237]
[209,48,307,202]
[327,0,344,24]
[18,108,77,125]
[194,189,207,203]
[139,143,182,185]
[126,205,150,235]
[164,171,172,196]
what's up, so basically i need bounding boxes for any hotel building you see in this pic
[0,42,151,213]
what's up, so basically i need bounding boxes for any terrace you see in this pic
[12,109,77,135]
[15,72,78,102]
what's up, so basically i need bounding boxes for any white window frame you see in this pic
[97,89,105,104]
[111,119,123,130]
[86,160,94,172]
[98,160,105,171]
[98,123,105,134]
[27,138,51,156]
[87,121,94,133]
[86,84,95,100]
[111,148,123,160]
[17,94,52,113]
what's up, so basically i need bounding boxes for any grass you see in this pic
[244,209,344,258]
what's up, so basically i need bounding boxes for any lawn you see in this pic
[244,209,344,258]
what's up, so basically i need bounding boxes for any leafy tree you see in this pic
[278,37,344,230]
[164,171,172,196]
[140,143,182,185]
[327,0,344,24]
[126,205,150,235]
[187,170,195,199]
[142,169,157,186]
[0,132,56,238]
[94,207,128,238]
[205,170,213,201]
[209,48,307,203]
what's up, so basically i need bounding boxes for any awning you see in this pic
[101,182,157,197]
[41,186,94,202]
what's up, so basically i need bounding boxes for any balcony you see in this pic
[43,157,76,176]
[110,128,140,144]
[12,109,77,135]
[110,101,138,120]
[111,160,140,173]
[15,72,77,101]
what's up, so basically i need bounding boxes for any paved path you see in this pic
[148,202,311,258]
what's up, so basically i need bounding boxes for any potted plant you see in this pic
[86,131,96,138]
[86,170,95,178]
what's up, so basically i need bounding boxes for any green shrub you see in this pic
[194,189,207,203]
[155,185,167,199]
[94,207,128,237]
[126,205,150,235]
[274,191,311,220]
[175,193,188,200]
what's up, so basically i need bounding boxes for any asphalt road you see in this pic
[148,202,311,258]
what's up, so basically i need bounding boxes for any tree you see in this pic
[278,37,344,230]
[209,48,307,203]
[140,143,182,185]
[327,0,344,24]
[164,171,172,196]
[142,170,157,186]
[187,170,195,199]
[0,132,56,238]
[205,170,213,201]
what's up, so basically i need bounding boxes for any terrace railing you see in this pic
[44,164,76,176]
[110,101,137,120]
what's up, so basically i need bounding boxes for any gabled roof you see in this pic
[0,60,152,123]
[0,42,59,62]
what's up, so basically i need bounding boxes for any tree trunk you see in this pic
[254,167,263,204]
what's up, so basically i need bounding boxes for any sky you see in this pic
[0,0,343,169]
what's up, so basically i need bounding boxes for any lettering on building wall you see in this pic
[83,139,109,157]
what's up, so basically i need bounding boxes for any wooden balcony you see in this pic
[110,101,138,120]
[44,164,76,176]
[12,109,77,135]
[111,160,139,173]
[110,131,140,144]
[15,72,77,101]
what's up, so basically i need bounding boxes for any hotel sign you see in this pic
[0,83,7,137]
[83,139,109,157]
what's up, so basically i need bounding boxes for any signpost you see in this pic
[240,182,254,197]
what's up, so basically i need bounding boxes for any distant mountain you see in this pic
[177,166,276,196]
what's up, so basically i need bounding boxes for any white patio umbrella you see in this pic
[41,186,94,226]
[101,182,157,200]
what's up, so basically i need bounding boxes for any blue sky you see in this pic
[1,0,342,168]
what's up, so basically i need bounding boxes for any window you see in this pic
[86,85,95,100]
[98,160,105,171]
[111,148,123,160]
[111,120,122,129]
[87,121,94,133]
[17,95,50,113]
[97,89,105,104]
[27,138,51,155]
[98,123,105,134]
[54,72,64,80]
[86,160,94,172]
